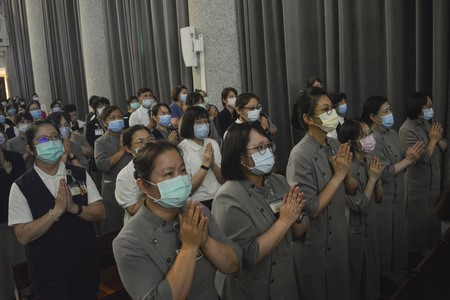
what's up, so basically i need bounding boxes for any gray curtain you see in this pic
[41,0,88,116]
[4,0,34,99]
[237,0,450,175]
[103,0,192,111]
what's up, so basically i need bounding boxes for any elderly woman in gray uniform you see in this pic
[213,123,307,300]
[94,106,132,232]
[338,118,383,300]
[286,87,353,300]
[361,96,424,282]
[113,141,241,299]
[399,93,447,256]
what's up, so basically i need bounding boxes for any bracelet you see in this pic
[200,165,209,170]
[295,213,304,224]
[48,209,60,221]
[74,204,83,216]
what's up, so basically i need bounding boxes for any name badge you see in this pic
[69,181,87,197]
[95,129,103,136]
[266,194,284,216]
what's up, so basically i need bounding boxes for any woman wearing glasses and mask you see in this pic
[399,93,446,258]
[361,96,424,282]
[338,119,383,300]
[286,87,353,300]
[113,141,241,300]
[8,120,106,299]
[213,123,307,300]
[115,125,154,223]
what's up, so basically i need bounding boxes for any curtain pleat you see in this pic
[103,0,191,111]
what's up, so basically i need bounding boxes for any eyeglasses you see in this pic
[315,106,334,115]
[242,104,262,111]
[36,134,61,144]
[245,142,275,155]
[133,136,155,147]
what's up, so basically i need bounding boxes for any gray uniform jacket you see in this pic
[346,159,379,300]
[399,119,441,253]
[212,173,298,300]
[94,134,132,232]
[286,134,350,300]
[113,204,242,300]
[6,135,35,170]
[370,126,407,275]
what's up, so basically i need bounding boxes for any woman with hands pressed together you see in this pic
[362,96,424,280]
[213,123,306,300]
[178,106,225,210]
[399,93,447,256]
[113,141,241,300]
[338,119,383,300]
[8,120,105,299]
[286,87,352,300]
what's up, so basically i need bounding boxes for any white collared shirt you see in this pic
[8,161,102,226]
[178,138,222,201]
[129,105,150,127]
[115,160,141,223]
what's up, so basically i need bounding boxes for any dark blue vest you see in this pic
[15,164,98,286]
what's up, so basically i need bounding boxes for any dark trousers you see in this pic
[34,272,99,300]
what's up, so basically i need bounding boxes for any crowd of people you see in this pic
[0,80,447,299]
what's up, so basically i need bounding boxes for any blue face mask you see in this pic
[8,108,17,115]
[31,109,42,119]
[0,115,5,124]
[245,150,275,175]
[144,175,192,208]
[422,107,434,121]
[159,114,171,127]
[108,119,125,132]
[180,94,187,102]
[194,123,210,139]
[381,113,394,128]
[52,107,61,113]
[130,102,140,110]
[36,140,64,164]
[60,126,71,139]
[142,99,154,108]
[338,103,347,115]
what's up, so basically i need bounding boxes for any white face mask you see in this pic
[246,108,261,122]
[314,109,339,133]
[227,97,237,108]
[97,106,105,116]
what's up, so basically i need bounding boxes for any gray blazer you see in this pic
[212,173,298,300]
[399,119,441,253]
[286,134,350,300]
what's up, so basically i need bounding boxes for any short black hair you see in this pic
[171,85,188,102]
[179,106,209,139]
[137,88,153,98]
[361,96,388,126]
[329,92,346,107]
[26,120,60,150]
[221,122,268,181]
[186,92,204,107]
[88,95,100,108]
[15,112,33,124]
[306,76,322,88]
[221,87,238,107]
[338,118,365,151]
[407,92,430,119]
[123,125,152,148]
[236,93,260,109]
[133,141,182,181]
[46,112,71,128]
[127,95,138,106]
[92,97,110,110]
[63,104,77,113]
[151,103,171,116]
[101,105,122,121]
[50,100,61,109]
[26,100,41,112]
[295,87,328,129]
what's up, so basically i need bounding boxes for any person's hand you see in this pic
[24,145,33,157]
[64,180,77,214]
[54,179,68,216]
[260,116,269,130]
[168,131,178,144]
[119,134,125,151]
[331,143,352,180]
[69,132,77,142]
[179,201,208,250]
[405,141,425,164]
[0,147,5,165]
[368,156,383,182]
[279,186,305,226]
[428,123,443,143]
[63,138,71,154]
[202,143,213,168]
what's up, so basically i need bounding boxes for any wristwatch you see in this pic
[74,204,83,216]
[201,165,210,170]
